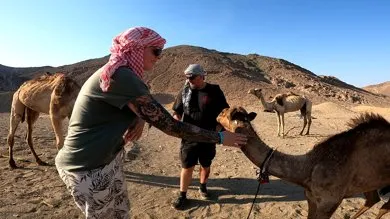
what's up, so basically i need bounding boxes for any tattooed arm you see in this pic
[127,94,246,146]
[128,94,219,143]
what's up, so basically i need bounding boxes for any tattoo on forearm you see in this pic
[130,95,219,143]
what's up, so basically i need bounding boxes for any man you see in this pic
[171,64,229,210]
[55,28,246,219]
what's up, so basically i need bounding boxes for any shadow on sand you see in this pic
[124,171,307,206]
[124,171,370,211]
[280,126,331,139]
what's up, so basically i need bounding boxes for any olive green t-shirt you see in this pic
[55,67,149,171]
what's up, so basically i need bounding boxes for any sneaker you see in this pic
[198,188,210,200]
[172,196,188,210]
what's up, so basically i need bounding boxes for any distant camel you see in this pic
[7,73,80,168]
[217,106,390,219]
[248,88,312,137]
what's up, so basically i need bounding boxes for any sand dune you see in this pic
[313,101,356,115]
[352,105,390,119]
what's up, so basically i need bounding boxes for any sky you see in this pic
[0,0,389,87]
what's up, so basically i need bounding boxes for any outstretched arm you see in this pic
[127,94,246,147]
[172,111,182,121]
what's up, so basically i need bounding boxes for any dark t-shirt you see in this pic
[55,67,149,171]
[172,83,229,146]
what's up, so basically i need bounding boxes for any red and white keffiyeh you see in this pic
[100,27,166,92]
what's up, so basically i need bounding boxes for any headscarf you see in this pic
[100,27,166,92]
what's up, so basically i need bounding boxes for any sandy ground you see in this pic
[1,102,390,219]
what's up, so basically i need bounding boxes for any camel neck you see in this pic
[256,92,273,111]
[241,129,311,187]
[267,150,311,187]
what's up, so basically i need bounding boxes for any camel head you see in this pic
[248,88,275,113]
[217,106,257,133]
[217,107,266,168]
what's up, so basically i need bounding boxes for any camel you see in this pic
[248,88,312,137]
[217,106,390,219]
[7,73,80,169]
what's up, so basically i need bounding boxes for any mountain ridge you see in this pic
[363,81,390,97]
[0,45,389,112]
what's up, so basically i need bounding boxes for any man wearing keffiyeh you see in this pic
[55,27,247,219]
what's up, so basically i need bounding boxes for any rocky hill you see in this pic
[363,81,390,97]
[0,45,389,112]
[0,64,53,91]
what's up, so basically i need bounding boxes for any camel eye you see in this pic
[231,112,247,122]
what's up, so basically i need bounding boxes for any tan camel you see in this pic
[217,106,390,219]
[248,88,312,137]
[7,73,80,168]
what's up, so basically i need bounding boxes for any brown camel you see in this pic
[217,106,390,219]
[248,88,312,137]
[7,73,80,168]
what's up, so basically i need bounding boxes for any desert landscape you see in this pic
[1,46,390,219]
[1,102,390,219]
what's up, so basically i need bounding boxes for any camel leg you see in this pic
[350,190,380,219]
[7,91,25,169]
[305,191,317,219]
[315,201,342,219]
[305,101,312,135]
[25,108,48,166]
[7,114,21,169]
[50,115,65,150]
[276,112,281,136]
[300,115,307,135]
[305,112,312,135]
[49,103,65,150]
[304,188,342,219]
[280,113,285,137]
[377,200,390,219]
[299,102,310,135]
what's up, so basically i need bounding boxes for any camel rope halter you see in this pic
[246,148,276,219]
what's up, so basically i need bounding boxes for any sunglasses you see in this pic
[152,48,163,57]
[186,75,198,80]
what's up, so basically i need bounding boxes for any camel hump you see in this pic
[54,75,80,98]
[347,113,389,129]
[37,72,60,79]
[274,95,284,106]
[22,72,64,86]
[274,92,299,106]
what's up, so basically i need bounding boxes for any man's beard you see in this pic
[189,82,205,89]
[189,83,197,89]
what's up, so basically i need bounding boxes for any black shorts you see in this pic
[180,142,216,168]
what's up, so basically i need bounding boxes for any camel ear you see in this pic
[248,112,257,121]
[217,108,230,122]
[217,108,232,131]
[217,115,231,132]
